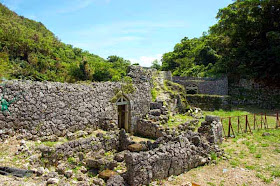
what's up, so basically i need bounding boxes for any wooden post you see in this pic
[254,114,256,130]
[261,114,263,129]
[247,115,252,133]
[245,115,248,132]
[277,112,279,129]
[264,113,268,129]
[228,117,231,137]
[237,116,240,133]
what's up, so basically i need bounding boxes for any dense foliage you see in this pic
[162,0,280,84]
[0,4,130,82]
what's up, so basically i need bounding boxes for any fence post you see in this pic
[228,117,231,137]
[254,114,256,130]
[247,115,252,133]
[265,113,268,129]
[237,116,240,133]
[261,114,263,129]
[245,115,248,132]
[277,112,279,129]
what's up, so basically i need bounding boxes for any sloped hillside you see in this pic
[0,4,130,82]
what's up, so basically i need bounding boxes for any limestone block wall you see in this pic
[125,117,223,185]
[173,76,228,95]
[135,119,165,139]
[229,79,280,109]
[39,131,120,165]
[125,137,206,185]
[186,94,231,111]
[0,79,151,139]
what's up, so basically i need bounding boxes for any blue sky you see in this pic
[2,0,233,66]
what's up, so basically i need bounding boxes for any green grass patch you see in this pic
[204,109,250,118]
[245,165,256,170]
[248,144,257,154]
[230,159,240,168]
[167,114,194,128]
[256,173,273,183]
[67,157,76,165]
[274,148,280,153]
[255,154,262,158]
[260,143,269,147]
[210,152,218,161]
[271,170,280,177]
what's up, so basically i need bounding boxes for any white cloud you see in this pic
[129,54,162,67]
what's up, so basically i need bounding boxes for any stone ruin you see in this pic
[0,66,224,185]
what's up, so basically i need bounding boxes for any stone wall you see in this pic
[162,71,172,82]
[39,131,120,165]
[173,76,228,95]
[186,94,230,111]
[229,79,280,109]
[125,116,223,185]
[0,67,152,140]
[135,119,165,139]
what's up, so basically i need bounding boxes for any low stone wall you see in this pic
[125,116,223,185]
[125,137,205,185]
[173,76,228,95]
[187,94,231,111]
[0,67,152,140]
[39,131,120,165]
[135,119,165,139]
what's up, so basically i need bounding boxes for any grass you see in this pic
[67,157,76,165]
[166,106,278,135]
[256,173,273,183]
[228,129,280,182]
[204,107,279,137]
[167,114,194,128]
[272,170,280,177]
[204,109,250,117]
[210,152,218,161]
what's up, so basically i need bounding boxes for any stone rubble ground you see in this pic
[0,114,223,186]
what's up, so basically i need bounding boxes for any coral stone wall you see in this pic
[173,76,228,95]
[186,94,231,111]
[0,68,152,139]
[229,79,280,109]
[125,116,223,185]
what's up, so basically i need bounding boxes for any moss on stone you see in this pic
[99,169,117,180]
[110,76,135,103]
[127,143,144,152]
[163,80,190,113]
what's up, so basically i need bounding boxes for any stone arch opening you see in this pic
[116,95,131,132]
[186,84,198,94]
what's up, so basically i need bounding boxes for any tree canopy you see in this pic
[161,0,280,84]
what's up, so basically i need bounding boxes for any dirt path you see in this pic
[155,162,277,186]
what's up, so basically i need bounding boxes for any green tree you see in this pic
[151,60,161,70]
[210,0,280,83]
